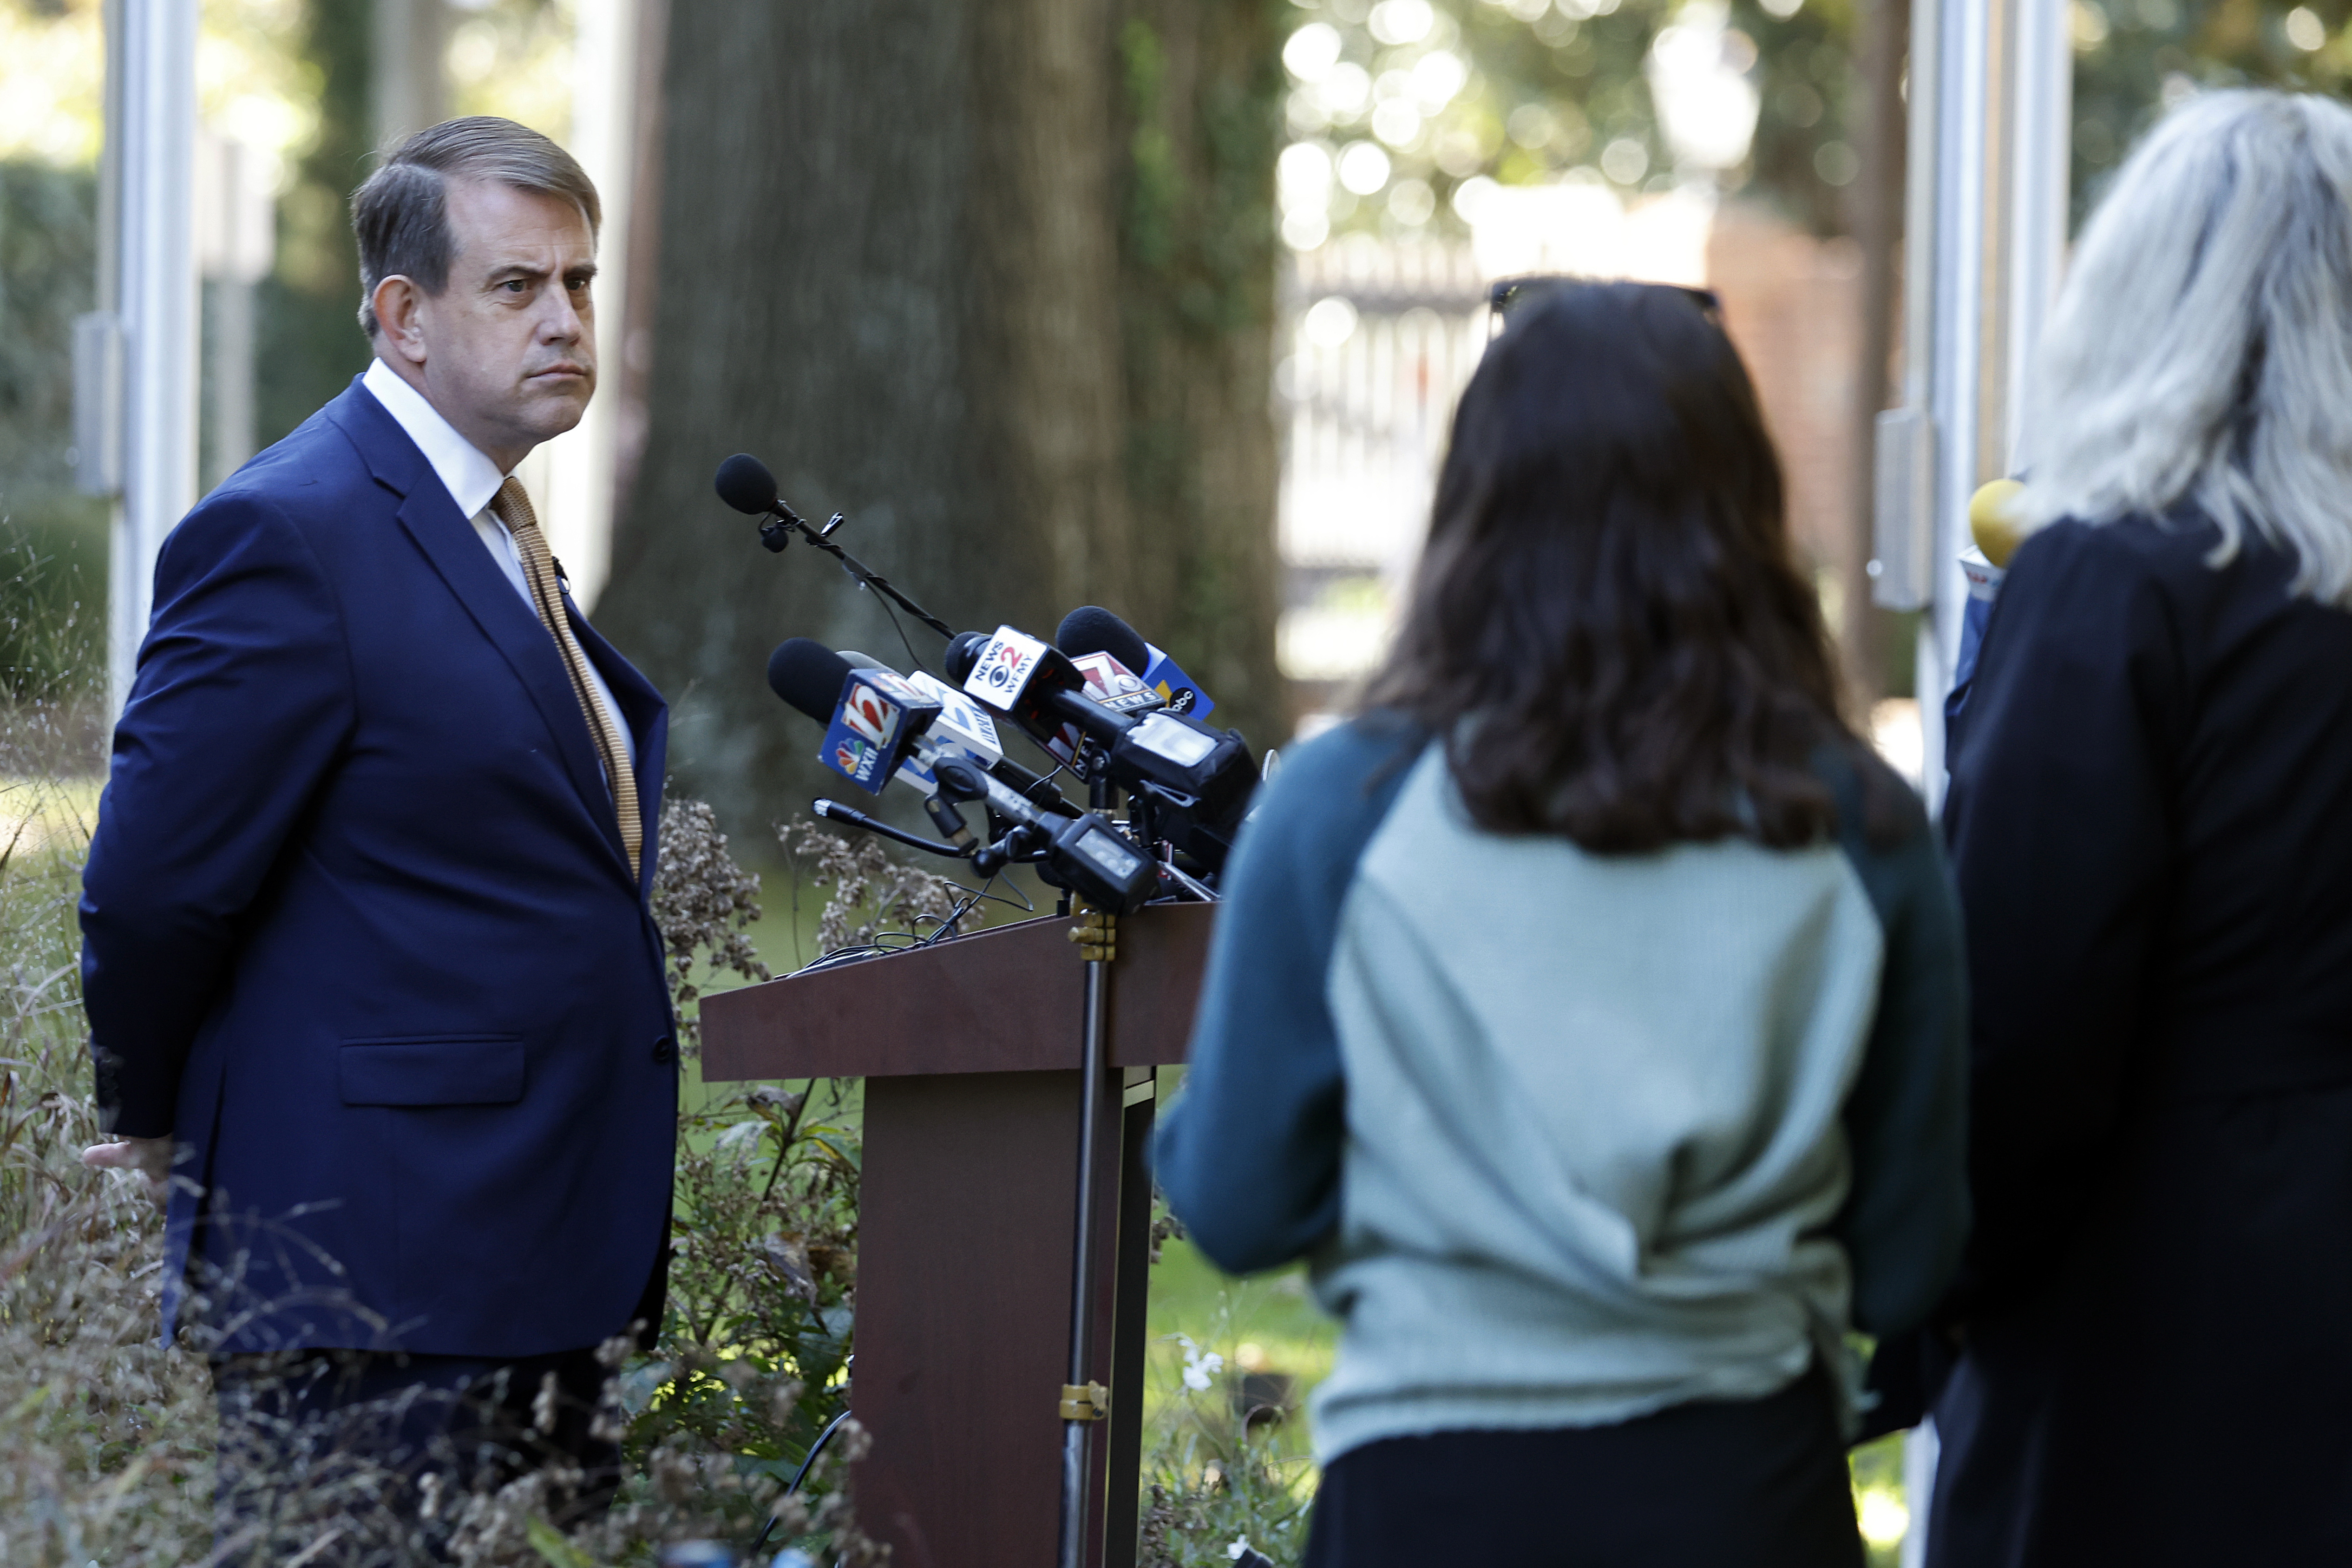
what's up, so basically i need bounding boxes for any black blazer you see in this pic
[81,379,677,1358]
[1930,509,2352,1566]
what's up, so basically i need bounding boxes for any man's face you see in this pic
[382,178,597,468]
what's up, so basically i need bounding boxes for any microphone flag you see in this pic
[893,671,1006,794]
[818,667,942,795]
[1140,644,1215,719]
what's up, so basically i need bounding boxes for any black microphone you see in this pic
[716,453,784,518]
[766,636,1155,909]
[767,636,852,726]
[767,635,1077,816]
[943,630,991,685]
[1054,606,1151,674]
[1056,604,1216,717]
[948,624,1260,871]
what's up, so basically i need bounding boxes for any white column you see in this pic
[527,0,639,610]
[1889,0,2070,802]
[1913,0,1992,800]
[2004,0,2074,474]
[1882,0,2070,1548]
[106,0,200,713]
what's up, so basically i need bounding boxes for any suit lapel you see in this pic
[325,381,633,879]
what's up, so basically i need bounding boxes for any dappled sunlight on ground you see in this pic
[0,774,101,859]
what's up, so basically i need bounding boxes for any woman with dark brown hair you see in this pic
[1156,280,1969,1566]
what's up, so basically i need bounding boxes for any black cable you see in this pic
[863,584,930,677]
[914,885,983,947]
[767,509,955,640]
[792,944,895,975]
[914,868,1035,945]
[747,1406,857,1558]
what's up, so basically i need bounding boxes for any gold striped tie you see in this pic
[491,477,642,881]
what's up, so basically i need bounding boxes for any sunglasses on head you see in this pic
[1486,276,1723,324]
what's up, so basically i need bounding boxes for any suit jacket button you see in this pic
[651,1035,675,1063]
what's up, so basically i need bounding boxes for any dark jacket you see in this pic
[81,378,677,1358]
[1932,509,2352,1566]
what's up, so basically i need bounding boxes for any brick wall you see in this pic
[1705,202,1867,597]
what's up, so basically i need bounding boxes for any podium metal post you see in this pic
[1059,772,1120,1568]
[1056,944,1113,1568]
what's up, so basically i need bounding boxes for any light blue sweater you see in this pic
[1154,716,1968,1463]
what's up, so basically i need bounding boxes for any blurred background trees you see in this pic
[7,0,2352,804]
[592,0,1287,837]
[9,0,2352,1560]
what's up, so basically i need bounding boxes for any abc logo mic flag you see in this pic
[1141,644,1214,719]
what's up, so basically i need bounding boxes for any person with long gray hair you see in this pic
[1929,89,2352,1567]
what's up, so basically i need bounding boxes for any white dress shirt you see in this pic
[361,358,635,770]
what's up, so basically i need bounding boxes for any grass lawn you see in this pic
[1141,1237,1334,1463]
[0,774,101,854]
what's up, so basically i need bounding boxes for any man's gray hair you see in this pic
[2023,90,2352,604]
[350,117,600,337]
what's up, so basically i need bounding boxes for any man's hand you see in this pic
[82,1135,174,1203]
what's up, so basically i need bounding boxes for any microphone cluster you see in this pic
[723,452,1263,913]
[942,625,1256,873]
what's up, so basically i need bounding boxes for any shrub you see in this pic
[0,781,889,1565]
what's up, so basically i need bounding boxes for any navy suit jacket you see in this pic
[81,378,678,1358]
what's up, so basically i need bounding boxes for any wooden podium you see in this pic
[701,901,1214,1568]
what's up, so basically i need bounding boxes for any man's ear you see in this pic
[372,276,428,368]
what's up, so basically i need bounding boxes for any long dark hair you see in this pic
[1363,280,1864,853]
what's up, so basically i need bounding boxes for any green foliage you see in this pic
[1729,0,1864,234]
[0,783,216,1566]
[0,779,891,1564]
[0,161,109,720]
[1460,0,1671,193]
[617,1078,863,1551]
[1117,7,1283,325]
[1111,1,1287,755]
[1279,0,1867,238]
[0,503,106,711]
[1124,19,1185,271]
[1137,1318,1317,1568]
[255,0,372,451]
[1282,0,1671,229]
[0,160,97,499]
[2069,0,2352,225]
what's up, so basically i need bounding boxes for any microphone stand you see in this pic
[1056,762,1117,1568]
[756,503,957,642]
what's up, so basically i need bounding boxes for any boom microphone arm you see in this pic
[715,453,957,642]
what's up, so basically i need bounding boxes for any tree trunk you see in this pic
[1107,1,1284,740]
[596,0,1283,843]
[1841,0,1907,709]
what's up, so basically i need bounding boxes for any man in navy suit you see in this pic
[78,118,674,1535]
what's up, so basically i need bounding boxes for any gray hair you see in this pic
[349,117,600,337]
[2023,90,2352,603]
